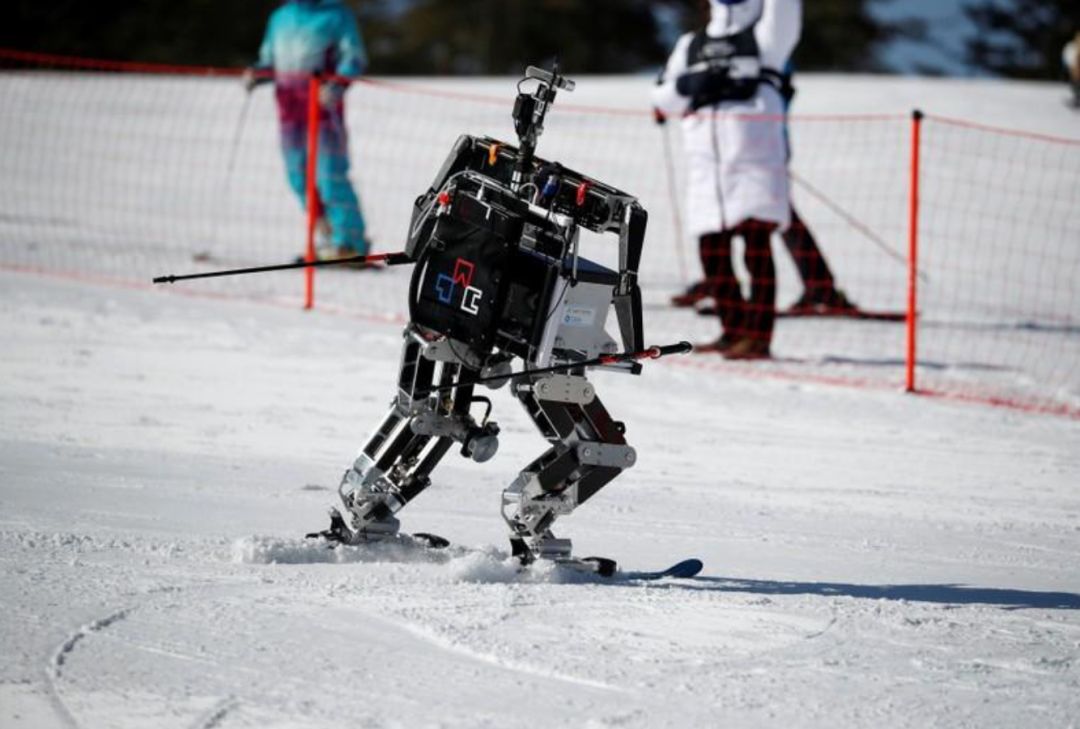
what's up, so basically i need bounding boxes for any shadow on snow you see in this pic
[665,575,1080,610]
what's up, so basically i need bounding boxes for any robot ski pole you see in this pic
[152,251,412,284]
[430,341,694,393]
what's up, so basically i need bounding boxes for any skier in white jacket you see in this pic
[1065,32,1080,108]
[653,0,802,359]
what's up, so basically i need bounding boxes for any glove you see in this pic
[242,68,258,93]
[675,70,713,98]
[242,68,271,93]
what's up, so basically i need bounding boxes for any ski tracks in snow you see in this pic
[40,583,245,729]
[190,696,239,729]
[45,607,132,729]
[377,607,631,695]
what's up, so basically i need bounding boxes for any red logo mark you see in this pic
[453,258,475,289]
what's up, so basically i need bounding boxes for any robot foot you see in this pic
[510,536,617,577]
[305,508,354,543]
[305,507,401,546]
[510,533,569,564]
[307,506,450,551]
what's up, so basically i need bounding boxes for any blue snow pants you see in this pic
[276,80,367,253]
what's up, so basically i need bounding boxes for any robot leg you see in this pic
[501,372,636,563]
[314,327,499,544]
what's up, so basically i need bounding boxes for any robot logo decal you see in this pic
[435,258,483,316]
[461,285,482,315]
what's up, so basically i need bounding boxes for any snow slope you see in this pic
[1,74,1080,728]
[2,270,1079,728]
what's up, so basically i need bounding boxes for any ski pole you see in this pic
[200,76,269,260]
[225,87,254,187]
[153,251,412,284]
[789,171,929,284]
[432,341,694,392]
[658,117,689,284]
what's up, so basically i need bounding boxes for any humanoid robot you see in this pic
[309,66,680,573]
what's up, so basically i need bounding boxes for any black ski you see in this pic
[556,556,704,580]
[695,304,906,321]
[778,308,907,322]
[621,558,704,580]
[409,532,451,549]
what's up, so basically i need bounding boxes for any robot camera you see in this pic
[525,65,576,93]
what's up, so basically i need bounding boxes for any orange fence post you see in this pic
[303,74,320,310]
[905,109,923,393]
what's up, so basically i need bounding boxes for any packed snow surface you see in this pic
[2,74,1079,728]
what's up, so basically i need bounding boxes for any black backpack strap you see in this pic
[686,30,708,67]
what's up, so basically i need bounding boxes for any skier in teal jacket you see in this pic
[248,0,369,258]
